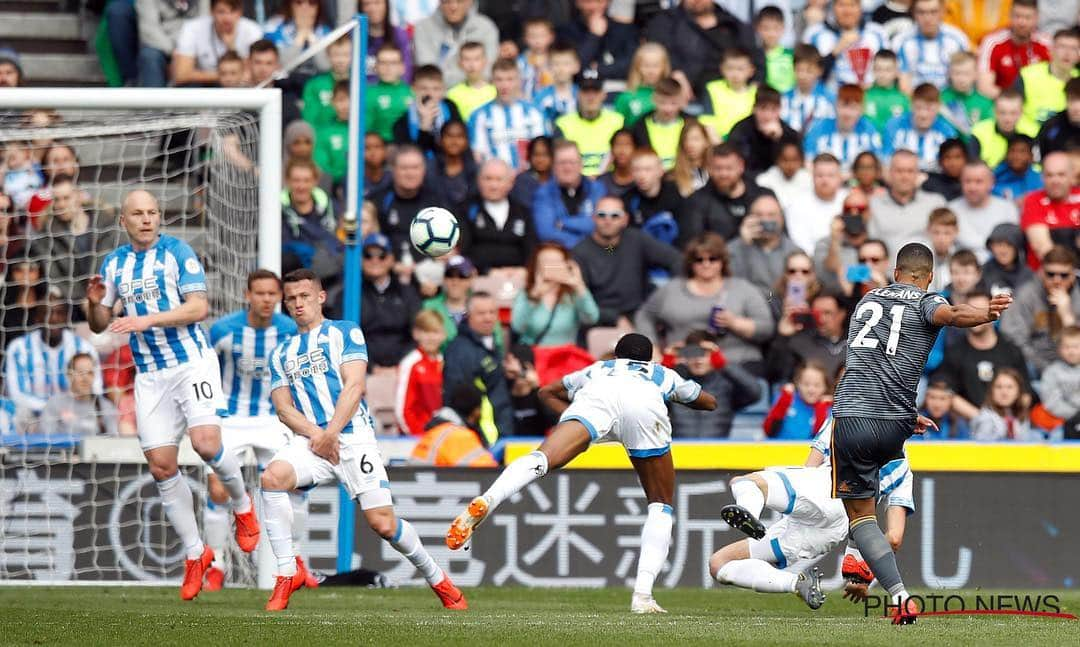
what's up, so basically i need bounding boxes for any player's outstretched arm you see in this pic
[684,390,717,411]
[108,292,210,334]
[272,387,323,439]
[538,380,572,416]
[85,275,113,334]
[932,293,1012,329]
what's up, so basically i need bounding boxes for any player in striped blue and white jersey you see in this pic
[259,269,465,611]
[200,270,304,590]
[468,58,548,171]
[780,82,835,133]
[891,0,971,90]
[86,190,258,601]
[802,9,890,88]
[447,334,717,614]
[883,84,960,171]
[3,293,101,420]
[708,415,915,609]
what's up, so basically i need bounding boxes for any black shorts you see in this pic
[831,416,914,500]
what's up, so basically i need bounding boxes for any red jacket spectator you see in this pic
[1020,186,1080,270]
[763,384,832,439]
[395,348,443,436]
[978,28,1051,92]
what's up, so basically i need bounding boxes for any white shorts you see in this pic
[205,415,292,472]
[750,466,849,572]
[269,423,392,510]
[135,353,226,451]
[560,380,672,458]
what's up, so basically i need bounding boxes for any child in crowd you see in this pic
[395,309,447,436]
[971,368,1034,441]
[533,43,580,128]
[468,58,547,171]
[631,77,687,171]
[517,18,556,100]
[863,49,909,135]
[702,47,758,140]
[366,43,414,142]
[992,135,1043,203]
[216,51,247,88]
[667,118,712,197]
[2,141,43,211]
[981,223,1034,296]
[1039,326,1080,433]
[780,44,834,133]
[940,51,993,135]
[925,207,960,291]
[302,36,352,127]
[763,361,833,440]
[664,330,763,439]
[756,141,811,208]
[914,380,968,440]
[884,83,959,171]
[446,41,496,123]
[920,137,968,201]
[943,249,982,303]
[313,80,349,186]
[755,6,794,93]
[392,64,462,156]
[615,43,671,127]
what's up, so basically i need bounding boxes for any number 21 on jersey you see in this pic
[850,302,906,356]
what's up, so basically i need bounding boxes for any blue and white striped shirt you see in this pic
[533,84,578,131]
[0,398,14,434]
[780,83,836,133]
[468,99,549,171]
[803,22,890,88]
[99,235,211,374]
[883,113,959,171]
[803,116,884,168]
[892,25,971,89]
[211,310,298,418]
[3,330,101,414]
[811,417,916,513]
[269,319,370,434]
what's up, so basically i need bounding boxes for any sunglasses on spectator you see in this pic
[859,256,884,263]
[694,256,720,264]
[1045,271,1073,280]
[363,249,388,260]
[786,267,812,275]
[293,0,319,5]
[595,210,624,219]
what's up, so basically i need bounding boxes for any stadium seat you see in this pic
[365,370,399,435]
[586,327,622,359]
[472,272,524,309]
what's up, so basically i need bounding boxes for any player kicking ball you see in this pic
[831,242,1010,624]
[446,333,717,614]
[710,416,914,610]
[259,269,466,611]
[86,190,260,600]
[202,270,317,591]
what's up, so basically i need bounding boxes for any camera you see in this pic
[759,220,779,234]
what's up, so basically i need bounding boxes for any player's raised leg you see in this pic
[628,452,676,614]
[190,424,260,552]
[721,470,802,540]
[446,419,591,550]
[709,538,824,609]
[259,457,314,611]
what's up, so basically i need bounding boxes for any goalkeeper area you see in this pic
[1,586,1075,645]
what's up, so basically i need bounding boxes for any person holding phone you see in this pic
[511,242,599,348]
[727,195,802,292]
[769,251,822,323]
[814,188,872,292]
[766,291,849,385]
[838,239,892,301]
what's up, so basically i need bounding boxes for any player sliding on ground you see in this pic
[446,333,717,614]
[86,190,260,600]
[260,269,466,611]
[710,415,914,609]
[202,270,317,591]
[830,242,1011,624]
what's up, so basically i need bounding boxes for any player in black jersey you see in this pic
[831,242,1011,624]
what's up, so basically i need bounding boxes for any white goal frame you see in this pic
[0,88,282,273]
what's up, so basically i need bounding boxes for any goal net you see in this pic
[0,89,281,586]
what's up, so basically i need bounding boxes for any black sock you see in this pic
[850,518,905,595]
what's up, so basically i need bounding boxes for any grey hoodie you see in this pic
[136,0,209,54]
[413,7,499,87]
[999,278,1080,373]
[1040,360,1080,420]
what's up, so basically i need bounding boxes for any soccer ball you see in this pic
[410,207,460,258]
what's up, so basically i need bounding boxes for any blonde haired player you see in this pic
[259,269,466,611]
[86,190,260,600]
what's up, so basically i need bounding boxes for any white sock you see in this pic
[207,446,250,511]
[261,489,296,576]
[890,587,911,604]
[156,473,204,560]
[716,559,798,593]
[290,492,308,558]
[731,479,765,518]
[633,502,674,597]
[484,450,548,509]
[203,500,229,569]
[389,518,445,586]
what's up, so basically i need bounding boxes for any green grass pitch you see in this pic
[0,586,1075,645]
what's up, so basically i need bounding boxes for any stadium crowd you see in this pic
[1,0,1079,454]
